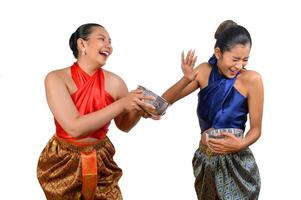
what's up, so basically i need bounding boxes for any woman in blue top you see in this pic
[159,20,262,199]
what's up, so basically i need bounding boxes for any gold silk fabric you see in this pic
[37,135,123,200]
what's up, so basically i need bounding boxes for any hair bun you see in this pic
[214,20,238,40]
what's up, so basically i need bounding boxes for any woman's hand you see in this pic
[181,49,198,81]
[207,132,246,154]
[141,111,161,120]
[121,89,155,112]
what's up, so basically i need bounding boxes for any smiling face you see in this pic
[78,26,113,66]
[215,43,251,78]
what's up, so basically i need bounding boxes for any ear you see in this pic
[214,47,222,60]
[77,38,87,52]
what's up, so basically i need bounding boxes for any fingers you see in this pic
[208,138,223,145]
[141,111,161,120]
[142,112,151,118]
[207,136,240,154]
[124,92,155,112]
[150,114,161,120]
[189,50,195,64]
[185,49,191,64]
[207,141,227,154]
[220,132,236,139]
[182,49,196,66]
[138,101,156,110]
[132,102,142,111]
[141,95,156,101]
[192,55,197,67]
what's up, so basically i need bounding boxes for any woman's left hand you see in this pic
[181,49,198,81]
[141,111,161,120]
[207,132,246,154]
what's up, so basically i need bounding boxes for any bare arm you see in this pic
[241,71,264,148]
[162,77,199,104]
[113,82,146,132]
[114,109,144,132]
[45,71,153,138]
[162,50,199,104]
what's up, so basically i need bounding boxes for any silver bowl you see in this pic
[204,128,243,139]
[138,85,170,116]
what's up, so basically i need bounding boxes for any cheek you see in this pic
[243,61,248,67]
[223,59,235,68]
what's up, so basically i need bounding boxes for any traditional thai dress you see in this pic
[37,63,123,200]
[193,55,261,200]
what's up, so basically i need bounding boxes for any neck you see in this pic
[77,58,102,76]
[216,60,223,75]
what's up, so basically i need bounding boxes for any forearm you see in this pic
[117,110,143,132]
[241,127,261,148]
[68,100,125,138]
[162,76,191,104]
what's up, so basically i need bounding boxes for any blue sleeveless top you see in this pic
[197,55,248,133]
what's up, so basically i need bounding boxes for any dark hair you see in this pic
[69,23,104,58]
[214,20,252,53]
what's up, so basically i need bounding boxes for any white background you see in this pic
[0,0,300,199]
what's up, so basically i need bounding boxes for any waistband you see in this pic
[53,134,109,153]
[203,128,243,139]
[199,144,219,157]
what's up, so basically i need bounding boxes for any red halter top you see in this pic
[55,62,114,140]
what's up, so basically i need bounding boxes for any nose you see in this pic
[105,42,113,52]
[235,61,244,70]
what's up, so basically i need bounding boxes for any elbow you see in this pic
[67,130,82,138]
[61,120,86,138]
[255,127,262,137]
[250,127,262,140]
[64,126,83,138]
[118,125,133,133]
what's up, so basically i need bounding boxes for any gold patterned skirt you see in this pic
[37,135,123,200]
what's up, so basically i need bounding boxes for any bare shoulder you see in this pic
[195,62,211,78]
[239,69,263,84]
[196,62,211,72]
[103,69,125,84]
[195,62,212,87]
[45,68,64,83]
[103,69,128,99]
[44,67,72,91]
[103,69,127,90]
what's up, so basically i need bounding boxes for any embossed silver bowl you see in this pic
[205,128,243,139]
[138,85,170,116]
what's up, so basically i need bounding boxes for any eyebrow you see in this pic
[96,34,111,41]
[233,56,249,60]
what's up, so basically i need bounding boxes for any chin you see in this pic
[97,60,106,66]
[225,73,236,79]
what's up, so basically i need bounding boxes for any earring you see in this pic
[81,49,86,56]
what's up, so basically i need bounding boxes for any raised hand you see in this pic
[181,49,198,81]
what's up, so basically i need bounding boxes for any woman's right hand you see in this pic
[121,89,155,113]
[181,49,198,81]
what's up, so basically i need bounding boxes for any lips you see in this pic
[229,69,240,76]
[99,50,110,58]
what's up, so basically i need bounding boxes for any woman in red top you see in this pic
[37,23,155,200]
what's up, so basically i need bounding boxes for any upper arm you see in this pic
[104,71,129,128]
[105,70,128,100]
[247,71,264,130]
[45,71,80,133]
